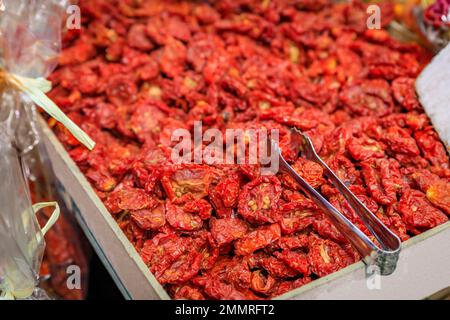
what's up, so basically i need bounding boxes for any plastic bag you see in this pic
[0,90,60,299]
[0,0,73,299]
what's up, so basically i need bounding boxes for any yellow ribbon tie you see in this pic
[1,70,95,150]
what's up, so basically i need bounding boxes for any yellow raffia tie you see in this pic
[0,202,60,300]
[0,69,95,150]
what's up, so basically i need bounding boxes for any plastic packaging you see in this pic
[0,0,69,299]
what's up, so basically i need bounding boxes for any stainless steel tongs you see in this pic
[270,129,401,275]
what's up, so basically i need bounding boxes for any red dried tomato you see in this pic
[307,236,354,277]
[259,256,299,279]
[165,202,203,231]
[273,250,311,276]
[141,234,189,276]
[158,251,203,284]
[130,203,165,231]
[382,126,420,156]
[105,187,156,214]
[250,270,277,296]
[171,284,206,300]
[411,170,450,215]
[235,224,281,256]
[237,176,282,225]
[161,165,211,202]
[210,217,249,246]
[397,189,448,235]
[361,158,404,205]
[414,127,449,169]
[392,77,421,111]
[279,201,317,235]
[347,136,386,161]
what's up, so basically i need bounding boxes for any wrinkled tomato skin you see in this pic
[237,176,282,225]
[235,224,281,256]
[397,189,448,234]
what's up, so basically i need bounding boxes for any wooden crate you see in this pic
[39,117,450,300]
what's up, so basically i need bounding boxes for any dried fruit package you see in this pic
[0,0,69,299]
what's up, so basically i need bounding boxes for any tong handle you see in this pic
[298,133,402,253]
[273,131,401,275]
[278,155,380,264]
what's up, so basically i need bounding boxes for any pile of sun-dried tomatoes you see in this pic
[48,0,450,299]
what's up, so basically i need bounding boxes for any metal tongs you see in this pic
[270,129,401,276]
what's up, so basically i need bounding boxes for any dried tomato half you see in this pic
[250,271,277,296]
[105,187,157,214]
[141,234,189,276]
[274,250,311,276]
[210,217,249,246]
[412,170,450,215]
[361,158,404,205]
[238,176,282,225]
[397,189,448,235]
[235,224,281,256]
[162,165,211,202]
[130,203,166,230]
[165,202,203,231]
[307,236,354,277]
[279,201,317,235]
[158,251,202,284]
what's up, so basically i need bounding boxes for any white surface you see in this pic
[416,43,450,149]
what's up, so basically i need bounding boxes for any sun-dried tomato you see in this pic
[312,217,346,244]
[130,203,165,231]
[106,74,138,106]
[279,201,317,235]
[411,170,450,215]
[290,158,325,189]
[161,165,211,202]
[193,277,247,300]
[308,236,354,277]
[250,270,277,296]
[86,168,117,192]
[210,217,249,246]
[414,127,449,169]
[382,126,420,156]
[361,158,404,205]
[273,277,312,297]
[209,175,241,218]
[273,250,311,276]
[141,234,189,277]
[259,256,299,279]
[235,224,281,256]
[165,202,203,231]
[192,232,220,271]
[326,154,361,186]
[127,24,154,51]
[274,234,309,251]
[347,136,386,161]
[339,79,393,117]
[392,77,421,111]
[397,189,448,235]
[158,251,202,284]
[105,186,156,214]
[184,199,213,220]
[237,176,282,225]
[171,284,206,300]
[375,206,409,242]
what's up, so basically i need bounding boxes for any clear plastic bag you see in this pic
[0,0,69,299]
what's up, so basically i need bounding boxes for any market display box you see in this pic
[38,116,450,300]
